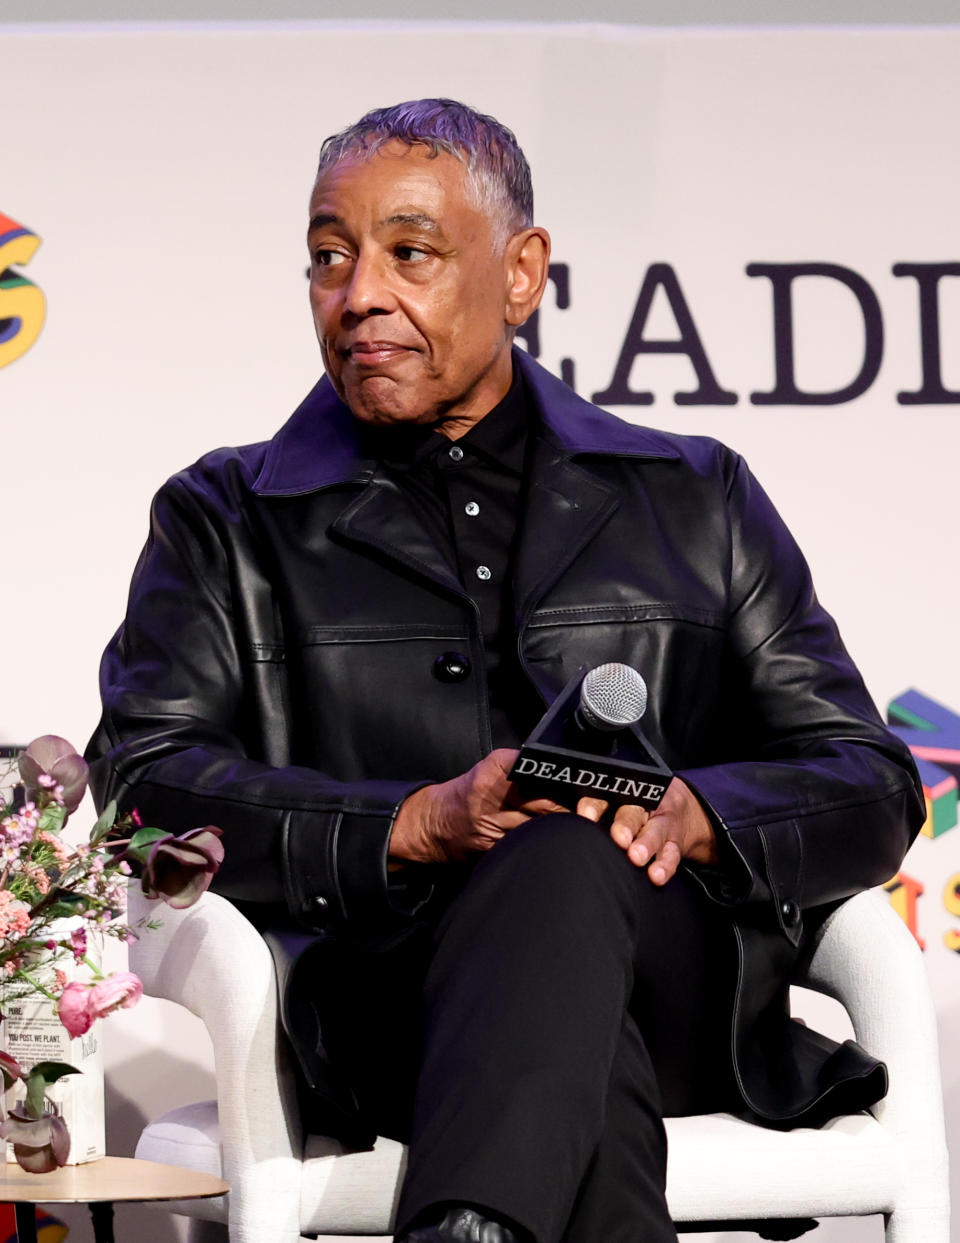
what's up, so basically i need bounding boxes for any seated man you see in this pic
[87,98,923,1243]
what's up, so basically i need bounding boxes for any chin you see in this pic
[353,404,439,427]
[343,378,440,427]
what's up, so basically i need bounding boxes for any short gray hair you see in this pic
[315,98,534,246]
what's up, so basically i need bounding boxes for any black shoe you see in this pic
[399,1204,524,1243]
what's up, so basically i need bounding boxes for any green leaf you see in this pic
[29,1062,81,1084]
[38,805,67,835]
[90,800,118,845]
[44,893,88,910]
[129,826,169,852]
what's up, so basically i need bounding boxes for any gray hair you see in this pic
[315,98,534,247]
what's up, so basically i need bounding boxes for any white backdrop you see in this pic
[2,21,958,1240]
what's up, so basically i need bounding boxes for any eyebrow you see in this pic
[308,211,342,233]
[381,212,442,233]
[307,211,443,235]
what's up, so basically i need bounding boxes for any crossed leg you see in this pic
[393,813,739,1243]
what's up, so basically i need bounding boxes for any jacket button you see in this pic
[780,900,800,926]
[311,895,328,911]
[433,651,471,683]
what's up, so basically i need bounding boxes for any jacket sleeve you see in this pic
[86,470,429,934]
[676,452,924,940]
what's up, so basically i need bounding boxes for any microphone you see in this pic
[570,663,648,752]
[509,662,671,811]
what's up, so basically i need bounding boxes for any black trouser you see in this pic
[319,813,740,1243]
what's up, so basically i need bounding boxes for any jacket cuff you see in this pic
[675,767,770,907]
[282,781,430,932]
[678,768,805,944]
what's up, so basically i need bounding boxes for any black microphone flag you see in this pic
[508,663,672,813]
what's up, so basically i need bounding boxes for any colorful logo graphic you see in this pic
[887,690,959,839]
[0,212,46,369]
[885,690,960,951]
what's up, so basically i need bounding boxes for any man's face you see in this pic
[307,141,518,432]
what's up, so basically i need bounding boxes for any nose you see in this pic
[343,250,393,318]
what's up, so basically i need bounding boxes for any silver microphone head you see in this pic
[579,663,648,732]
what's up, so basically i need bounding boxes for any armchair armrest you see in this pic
[128,887,304,1243]
[802,889,949,1223]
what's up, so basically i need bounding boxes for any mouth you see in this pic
[343,341,415,367]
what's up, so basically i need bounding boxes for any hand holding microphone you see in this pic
[388,664,651,866]
[514,661,717,883]
[391,661,716,880]
[509,661,670,809]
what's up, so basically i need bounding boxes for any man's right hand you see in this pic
[389,749,569,865]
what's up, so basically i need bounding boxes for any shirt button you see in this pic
[476,565,492,581]
[448,445,464,462]
[464,501,480,517]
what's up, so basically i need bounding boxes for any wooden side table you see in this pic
[0,1156,228,1242]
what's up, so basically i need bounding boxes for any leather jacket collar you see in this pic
[252,348,680,498]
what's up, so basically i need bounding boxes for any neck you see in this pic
[434,351,515,440]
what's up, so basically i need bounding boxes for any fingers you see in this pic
[515,795,570,815]
[648,839,681,885]
[494,750,569,815]
[624,809,671,871]
[489,748,521,776]
[492,810,534,834]
[609,804,649,855]
[578,800,654,862]
[580,783,714,886]
[606,803,681,884]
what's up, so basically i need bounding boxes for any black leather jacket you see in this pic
[88,348,923,1134]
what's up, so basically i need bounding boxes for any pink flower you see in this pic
[37,831,70,864]
[141,826,224,909]
[69,926,87,962]
[23,863,50,895]
[0,891,32,942]
[19,736,88,815]
[57,971,143,1038]
[58,982,94,1036]
[88,971,142,1017]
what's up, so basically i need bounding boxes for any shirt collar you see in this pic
[252,348,680,497]
[453,362,527,477]
[356,362,528,476]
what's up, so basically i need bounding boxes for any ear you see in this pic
[504,227,551,327]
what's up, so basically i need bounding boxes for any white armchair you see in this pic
[129,887,949,1243]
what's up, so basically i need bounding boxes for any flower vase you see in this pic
[1,953,106,1167]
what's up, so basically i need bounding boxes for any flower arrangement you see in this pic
[0,735,223,1172]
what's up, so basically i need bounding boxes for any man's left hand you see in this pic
[576,777,718,885]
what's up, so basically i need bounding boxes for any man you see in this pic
[88,99,923,1243]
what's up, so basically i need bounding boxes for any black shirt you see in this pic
[359,367,541,748]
